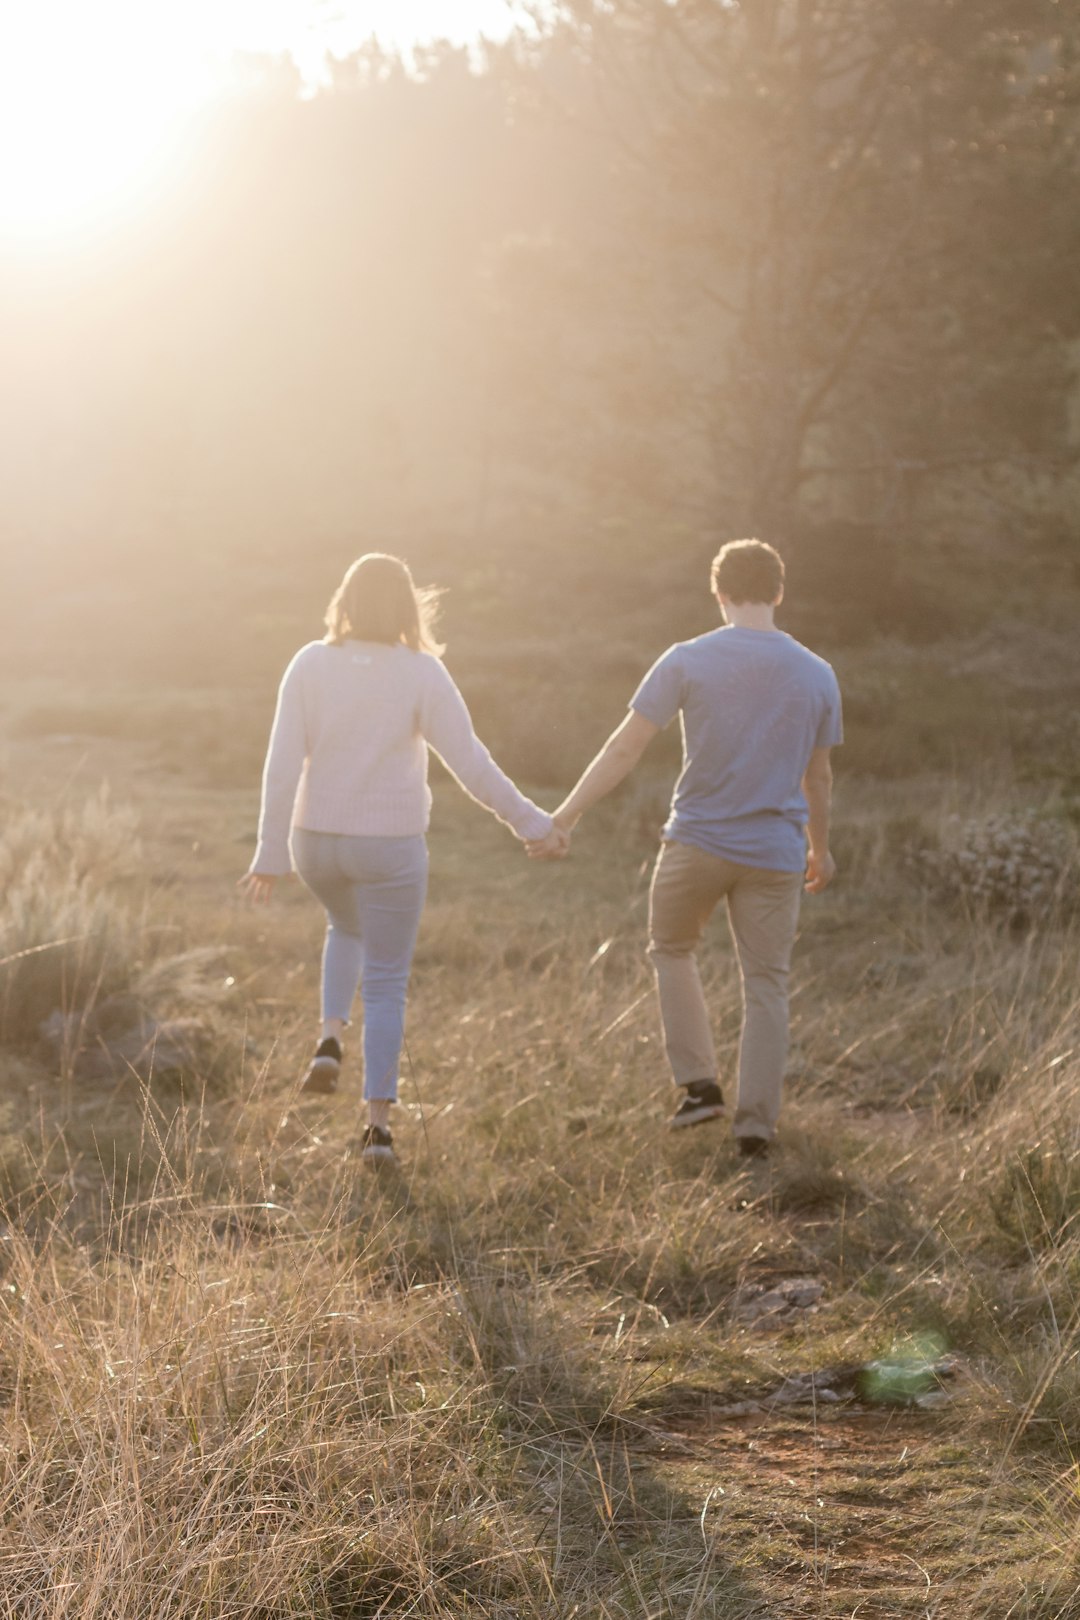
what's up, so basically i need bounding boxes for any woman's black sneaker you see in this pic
[737,1134,771,1158]
[300,1036,342,1095]
[668,1080,725,1129]
[358,1124,395,1165]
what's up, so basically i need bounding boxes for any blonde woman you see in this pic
[241,553,563,1163]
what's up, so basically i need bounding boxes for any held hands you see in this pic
[526,818,572,861]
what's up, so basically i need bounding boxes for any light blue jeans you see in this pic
[291,830,428,1102]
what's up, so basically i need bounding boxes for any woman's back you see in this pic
[299,638,430,792]
[253,634,549,874]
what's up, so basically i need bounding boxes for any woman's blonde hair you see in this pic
[324,553,444,655]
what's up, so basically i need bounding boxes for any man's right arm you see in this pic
[802,746,836,893]
[546,646,680,844]
[551,710,660,833]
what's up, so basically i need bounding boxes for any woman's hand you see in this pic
[237,871,278,904]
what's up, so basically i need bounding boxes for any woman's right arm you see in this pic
[249,651,310,876]
[421,661,553,843]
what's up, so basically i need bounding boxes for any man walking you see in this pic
[543,540,841,1155]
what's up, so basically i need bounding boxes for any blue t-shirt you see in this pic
[631,626,842,872]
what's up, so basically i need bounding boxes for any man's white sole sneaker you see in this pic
[668,1081,725,1129]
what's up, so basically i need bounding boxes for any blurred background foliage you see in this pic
[1,0,1078,746]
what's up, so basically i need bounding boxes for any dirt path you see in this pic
[636,1403,1038,1617]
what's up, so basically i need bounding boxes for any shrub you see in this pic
[989,1141,1080,1258]
[0,792,143,1049]
[906,811,1076,925]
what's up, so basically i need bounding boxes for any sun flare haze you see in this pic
[0,0,520,237]
[2,2,1080,1614]
[0,6,208,236]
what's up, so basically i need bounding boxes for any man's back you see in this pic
[631,625,842,871]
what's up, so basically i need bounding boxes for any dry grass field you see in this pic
[1,0,1077,1608]
[2,622,1080,1619]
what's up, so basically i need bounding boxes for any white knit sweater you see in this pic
[252,640,553,874]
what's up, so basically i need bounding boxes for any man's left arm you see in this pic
[802,746,836,893]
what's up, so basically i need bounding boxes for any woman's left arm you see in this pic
[421,662,553,843]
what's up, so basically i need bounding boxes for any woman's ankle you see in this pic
[368,1098,392,1131]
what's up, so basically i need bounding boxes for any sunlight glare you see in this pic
[0,2,527,238]
[0,5,211,238]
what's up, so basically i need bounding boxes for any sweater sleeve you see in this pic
[421,661,553,842]
[251,649,310,875]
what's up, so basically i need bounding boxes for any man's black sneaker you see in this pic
[668,1080,725,1129]
[300,1036,342,1096]
[359,1124,395,1165]
[737,1134,771,1159]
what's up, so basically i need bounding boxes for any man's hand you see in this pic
[526,825,571,861]
[237,871,277,904]
[804,849,836,894]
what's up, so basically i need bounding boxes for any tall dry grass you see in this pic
[1,773,1079,1615]
[0,792,143,1050]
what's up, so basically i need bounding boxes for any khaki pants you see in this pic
[647,840,803,1141]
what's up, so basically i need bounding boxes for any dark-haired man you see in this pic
[541,540,841,1154]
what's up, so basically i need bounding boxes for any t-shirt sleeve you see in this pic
[630,646,684,728]
[815,672,844,749]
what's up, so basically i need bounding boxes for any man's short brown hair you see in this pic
[710,539,785,605]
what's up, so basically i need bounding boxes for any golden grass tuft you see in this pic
[2,753,1080,1614]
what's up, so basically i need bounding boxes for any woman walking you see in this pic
[241,554,561,1163]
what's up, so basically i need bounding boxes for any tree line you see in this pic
[2,0,1077,658]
